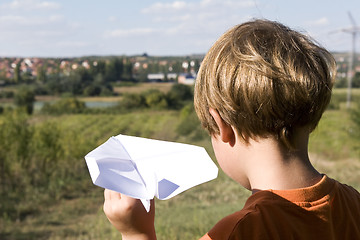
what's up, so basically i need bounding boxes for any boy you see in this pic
[103,19,360,239]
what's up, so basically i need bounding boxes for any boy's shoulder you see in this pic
[206,190,298,240]
[206,176,360,240]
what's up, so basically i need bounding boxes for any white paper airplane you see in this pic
[85,134,218,212]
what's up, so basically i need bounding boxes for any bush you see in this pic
[14,87,35,114]
[0,112,92,220]
[0,111,33,192]
[176,103,207,141]
[144,89,168,109]
[41,98,86,115]
[118,93,146,110]
[116,85,193,111]
[0,90,14,98]
[350,104,360,140]
[167,84,193,109]
[83,83,113,96]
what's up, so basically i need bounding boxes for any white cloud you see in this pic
[108,16,117,22]
[56,41,91,47]
[0,0,61,10]
[49,14,64,22]
[105,28,159,38]
[0,15,43,26]
[0,15,26,24]
[135,0,256,38]
[142,0,254,15]
[306,17,329,27]
[154,14,191,23]
[141,1,189,13]
[141,0,255,25]
[0,14,64,26]
[200,0,255,8]
[34,30,64,37]
[36,1,60,9]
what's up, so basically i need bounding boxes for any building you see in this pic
[178,73,196,85]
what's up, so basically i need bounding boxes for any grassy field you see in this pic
[0,86,359,240]
[113,82,174,95]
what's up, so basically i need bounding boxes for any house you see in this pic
[178,73,196,85]
[147,73,165,82]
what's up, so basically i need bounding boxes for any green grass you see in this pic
[1,89,360,239]
[113,82,174,95]
[309,110,359,160]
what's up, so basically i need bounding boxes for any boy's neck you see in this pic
[238,131,322,192]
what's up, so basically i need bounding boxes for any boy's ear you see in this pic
[209,108,235,145]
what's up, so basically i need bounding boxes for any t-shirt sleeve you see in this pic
[199,233,213,240]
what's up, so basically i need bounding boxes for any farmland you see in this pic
[0,85,359,239]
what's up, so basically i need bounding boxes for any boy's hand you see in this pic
[103,189,156,240]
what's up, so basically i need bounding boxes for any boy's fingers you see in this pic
[104,189,112,200]
[104,189,123,201]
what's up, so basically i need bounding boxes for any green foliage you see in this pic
[0,90,14,99]
[41,98,86,115]
[13,63,21,83]
[0,111,32,192]
[119,92,147,110]
[144,89,169,109]
[309,110,360,160]
[176,103,208,141]
[353,72,360,88]
[36,66,47,83]
[327,88,360,110]
[30,121,64,184]
[14,87,35,114]
[169,83,193,100]
[0,112,93,221]
[0,106,359,238]
[116,84,193,111]
[167,83,193,109]
[350,104,360,144]
[105,57,124,82]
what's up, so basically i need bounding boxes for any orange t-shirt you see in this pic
[200,175,360,240]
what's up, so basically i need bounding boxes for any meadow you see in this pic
[0,86,359,240]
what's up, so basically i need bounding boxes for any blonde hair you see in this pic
[194,19,336,149]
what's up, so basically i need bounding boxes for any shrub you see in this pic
[350,104,360,140]
[118,93,146,110]
[41,98,86,115]
[144,89,168,109]
[176,103,207,141]
[0,111,34,197]
[167,84,193,109]
[14,87,35,114]
[0,90,14,98]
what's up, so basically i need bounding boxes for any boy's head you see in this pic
[194,19,336,149]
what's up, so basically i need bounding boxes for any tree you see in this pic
[167,83,193,109]
[105,59,118,82]
[41,98,86,115]
[114,58,124,80]
[14,88,36,114]
[144,89,168,109]
[14,63,21,84]
[91,60,106,77]
[123,60,133,80]
[352,72,360,88]
[36,66,47,83]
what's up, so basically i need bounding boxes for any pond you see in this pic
[33,100,118,110]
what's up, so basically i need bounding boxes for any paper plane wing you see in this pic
[85,134,218,211]
[85,137,152,199]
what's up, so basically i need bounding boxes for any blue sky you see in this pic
[0,0,359,57]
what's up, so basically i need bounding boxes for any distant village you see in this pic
[0,52,358,87]
[0,54,204,86]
